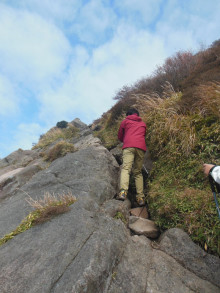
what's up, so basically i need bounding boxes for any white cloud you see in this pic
[115,0,163,25]
[156,0,220,52]
[0,122,47,159]
[1,0,82,24]
[0,3,71,89]
[38,89,78,124]
[0,75,18,117]
[38,24,166,125]
[13,123,47,151]
[71,0,117,44]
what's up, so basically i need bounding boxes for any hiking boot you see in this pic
[117,189,127,201]
[136,197,145,207]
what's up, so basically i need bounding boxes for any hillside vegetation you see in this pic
[94,40,220,255]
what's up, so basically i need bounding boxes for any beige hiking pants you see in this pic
[120,147,145,199]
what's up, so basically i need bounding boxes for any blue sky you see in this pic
[0,0,220,159]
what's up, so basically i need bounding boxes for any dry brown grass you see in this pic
[0,191,77,245]
[133,87,196,157]
[26,191,76,224]
[42,141,75,162]
[33,128,64,149]
[33,205,70,224]
[26,191,76,209]
[33,125,78,149]
[196,82,220,118]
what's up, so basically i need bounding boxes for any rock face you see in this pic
[0,119,220,293]
[159,228,220,288]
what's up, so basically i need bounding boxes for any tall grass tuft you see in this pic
[0,192,76,246]
[33,125,79,149]
[196,82,220,119]
[135,90,196,158]
[26,191,76,224]
[41,141,75,162]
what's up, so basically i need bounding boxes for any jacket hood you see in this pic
[126,114,142,122]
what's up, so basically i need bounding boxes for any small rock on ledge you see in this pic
[129,216,159,239]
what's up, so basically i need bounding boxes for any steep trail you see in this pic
[0,120,219,293]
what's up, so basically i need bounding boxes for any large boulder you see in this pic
[107,235,153,293]
[0,143,119,238]
[146,249,219,293]
[158,228,220,287]
[0,200,128,293]
[107,234,220,293]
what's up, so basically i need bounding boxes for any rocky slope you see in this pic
[0,120,219,293]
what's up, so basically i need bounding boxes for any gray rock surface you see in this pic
[0,164,42,203]
[107,235,152,293]
[0,167,24,183]
[146,250,219,293]
[70,118,87,129]
[108,236,220,293]
[158,228,220,287]
[0,200,128,293]
[51,215,128,293]
[101,198,131,220]
[0,149,40,169]
[0,144,119,238]
[0,120,220,293]
[72,134,101,150]
[110,145,123,165]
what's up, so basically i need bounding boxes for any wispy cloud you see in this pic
[72,0,117,44]
[0,75,18,116]
[14,122,48,150]
[0,3,71,88]
[156,0,220,51]
[115,0,163,26]
[38,24,166,125]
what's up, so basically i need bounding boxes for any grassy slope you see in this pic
[143,89,220,255]
[94,42,220,255]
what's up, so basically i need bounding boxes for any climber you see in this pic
[117,108,147,206]
[203,164,220,218]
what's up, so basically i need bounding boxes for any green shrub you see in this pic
[114,211,127,224]
[56,120,68,128]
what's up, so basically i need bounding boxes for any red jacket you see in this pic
[118,114,147,151]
